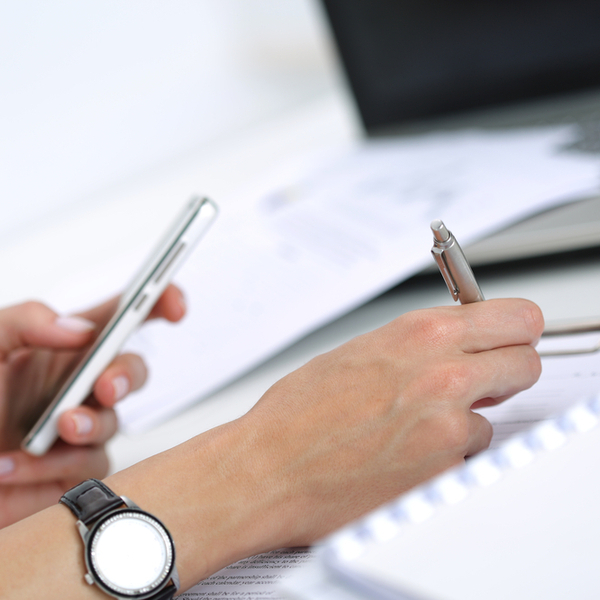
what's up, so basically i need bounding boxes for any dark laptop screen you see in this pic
[321,0,600,132]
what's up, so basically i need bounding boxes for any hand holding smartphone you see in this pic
[22,197,218,456]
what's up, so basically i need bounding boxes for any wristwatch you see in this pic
[60,479,179,599]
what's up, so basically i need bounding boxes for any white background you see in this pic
[0,0,351,258]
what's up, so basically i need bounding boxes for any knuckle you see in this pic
[473,415,494,452]
[434,411,472,453]
[20,300,49,320]
[518,300,545,339]
[482,418,494,447]
[430,361,472,399]
[398,309,456,346]
[524,344,543,382]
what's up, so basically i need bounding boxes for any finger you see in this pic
[476,344,541,401]
[0,301,95,360]
[147,284,186,322]
[437,343,542,409]
[77,296,119,330]
[93,353,148,407]
[0,445,109,485]
[449,298,545,354]
[57,406,118,445]
[78,284,186,330]
[465,412,494,457]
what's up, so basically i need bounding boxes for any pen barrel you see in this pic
[431,233,484,304]
[440,238,484,304]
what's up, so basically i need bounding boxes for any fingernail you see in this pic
[112,375,130,401]
[0,457,15,477]
[55,316,96,333]
[72,413,94,436]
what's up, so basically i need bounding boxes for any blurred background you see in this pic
[1,0,359,306]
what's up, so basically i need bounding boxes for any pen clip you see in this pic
[431,248,460,302]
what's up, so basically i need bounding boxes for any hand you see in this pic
[241,298,544,547]
[0,285,186,527]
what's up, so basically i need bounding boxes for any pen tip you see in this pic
[430,219,450,242]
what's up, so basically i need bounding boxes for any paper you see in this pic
[110,125,599,432]
[278,558,363,600]
[177,548,316,599]
[478,330,600,447]
[312,401,600,600]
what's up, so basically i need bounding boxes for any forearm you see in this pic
[0,418,284,598]
[0,299,545,598]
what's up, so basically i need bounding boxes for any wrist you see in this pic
[104,418,289,590]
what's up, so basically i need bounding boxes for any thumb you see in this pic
[0,301,96,360]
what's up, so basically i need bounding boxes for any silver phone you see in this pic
[22,197,218,456]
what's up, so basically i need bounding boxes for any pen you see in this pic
[430,219,484,304]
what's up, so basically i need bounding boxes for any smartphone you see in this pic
[22,196,218,456]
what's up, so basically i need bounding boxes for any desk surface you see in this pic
[2,84,600,474]
[107,247,600,474]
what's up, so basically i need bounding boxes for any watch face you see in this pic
[88,510,174,597]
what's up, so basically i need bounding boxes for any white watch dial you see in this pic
[90,512,173,595]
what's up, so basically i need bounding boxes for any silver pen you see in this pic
[430,219,484,304]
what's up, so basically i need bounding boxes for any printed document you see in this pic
[177,548,315,600]
[118,126,599,431]
[49,125,600,431]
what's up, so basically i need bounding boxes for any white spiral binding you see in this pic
[326,394,600,565]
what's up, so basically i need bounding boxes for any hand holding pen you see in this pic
[430,219,484,304]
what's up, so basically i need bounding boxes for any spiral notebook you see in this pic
[282,394,600,600]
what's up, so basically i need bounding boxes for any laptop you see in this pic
[321,0,600,265]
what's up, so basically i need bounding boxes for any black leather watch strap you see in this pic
[150,582,178,600]
[60,479,124,525]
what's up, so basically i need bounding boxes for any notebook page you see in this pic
[322,397,600,600]
[479,330,600,447]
